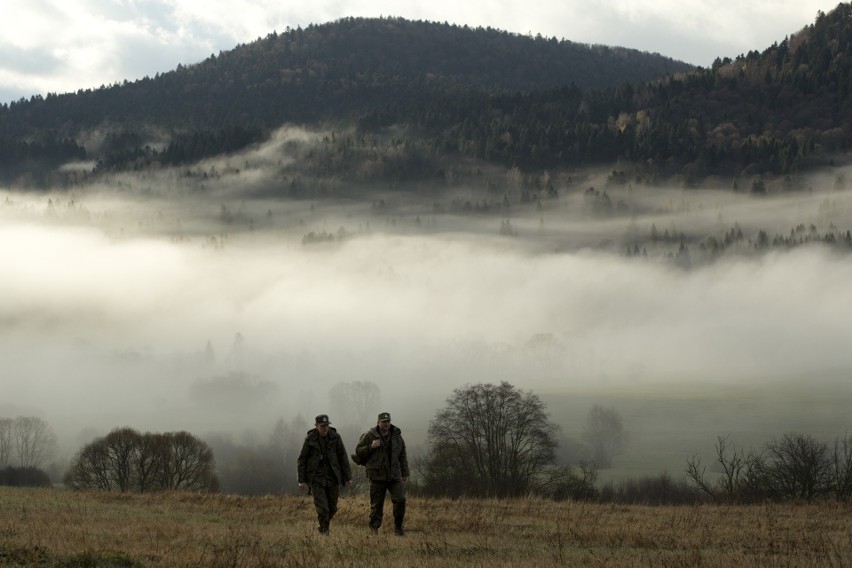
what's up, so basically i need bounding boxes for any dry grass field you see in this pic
[1,486,851,567]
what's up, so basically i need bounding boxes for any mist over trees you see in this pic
[189,371,278,411]
[205,416,307,495]
[0,416,57,488]
[5,380,852,506]
[2,7,851,509]
[0,416,57,469]
[582,405,626,468]
[328,381,381,428]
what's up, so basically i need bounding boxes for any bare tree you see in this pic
[268,415,305,471]
[582,405,624,468]
[65,429,217,492]
[688,432,849,503]
[328,381,381,426]
[686,435,765,502]
[102,427,143,492]
[0,418,12,468]
[830,434,852,501]
[685,455,713,499]
[206,418,302,495]
[12,416,57,468]
[159,431,217,491]
[419,381,558,497]
[713,436,745,498]
[135,431,170,493]
[762,433,832,501]
[65,438,115,491]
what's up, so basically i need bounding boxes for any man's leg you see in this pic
[389,479,407,535]
[312,482,331,534]
[369,481,387,533]
[327,483,340,525]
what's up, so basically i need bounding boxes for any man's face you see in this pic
[316,423,330,437]
[378,419,390,434]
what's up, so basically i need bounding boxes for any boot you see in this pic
[318,516,330,535]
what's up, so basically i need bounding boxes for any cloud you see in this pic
[0,0,219,98]
[4,178,852,382]
[0,43,63,76]
[3,148,852,458]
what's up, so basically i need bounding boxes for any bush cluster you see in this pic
[64,427,218,493]
[0,466,52,487]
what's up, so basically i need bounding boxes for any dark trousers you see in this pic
[311,482,339,532]
[369,479,406,531]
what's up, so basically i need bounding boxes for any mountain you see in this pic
[0,17,691,187]
[0,18,692,135]
[2,6,852,190]
[363,4,852,185]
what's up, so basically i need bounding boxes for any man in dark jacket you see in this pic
[297,414,353,534]
[355,411,409,535]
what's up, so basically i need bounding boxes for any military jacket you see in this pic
[297,427,353,486]
[355,425,409,482]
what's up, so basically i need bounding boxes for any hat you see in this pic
[377,412,391,421]
[315,414,330,425]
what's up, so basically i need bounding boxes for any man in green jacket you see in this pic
[355,411,409,535]
[297,414,353,534]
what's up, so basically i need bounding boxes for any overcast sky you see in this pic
[0,0,832,104]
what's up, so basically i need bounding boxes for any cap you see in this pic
[315,414,330,425]
[378,412,391,421]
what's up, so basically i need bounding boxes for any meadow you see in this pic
[1,486,850,567]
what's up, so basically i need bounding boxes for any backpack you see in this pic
[351,452,365,466]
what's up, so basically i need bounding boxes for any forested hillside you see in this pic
[0,17,689,187]
[0,17,691,132]
[380,4,852,181]
[1,6,851,190]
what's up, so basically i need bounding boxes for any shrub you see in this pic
[598,473,703,505]
[0,466,52,487]
[64,427,218,493]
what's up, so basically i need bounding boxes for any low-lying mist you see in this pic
[3,128,852,473]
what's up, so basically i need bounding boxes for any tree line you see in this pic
[6,381,852,505]
[686,433,852,503]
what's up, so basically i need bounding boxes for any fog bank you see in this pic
[3,156,852,459]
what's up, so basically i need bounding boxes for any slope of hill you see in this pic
[0,17,691,187]
[396,4,852,180]
[0,17,692,136]
[2,6,851,190]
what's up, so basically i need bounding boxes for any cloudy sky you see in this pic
[0,0,831,104]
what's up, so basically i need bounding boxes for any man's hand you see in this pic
[371,439,381,449]
[344,480,353,487]
[298,483,307,491]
